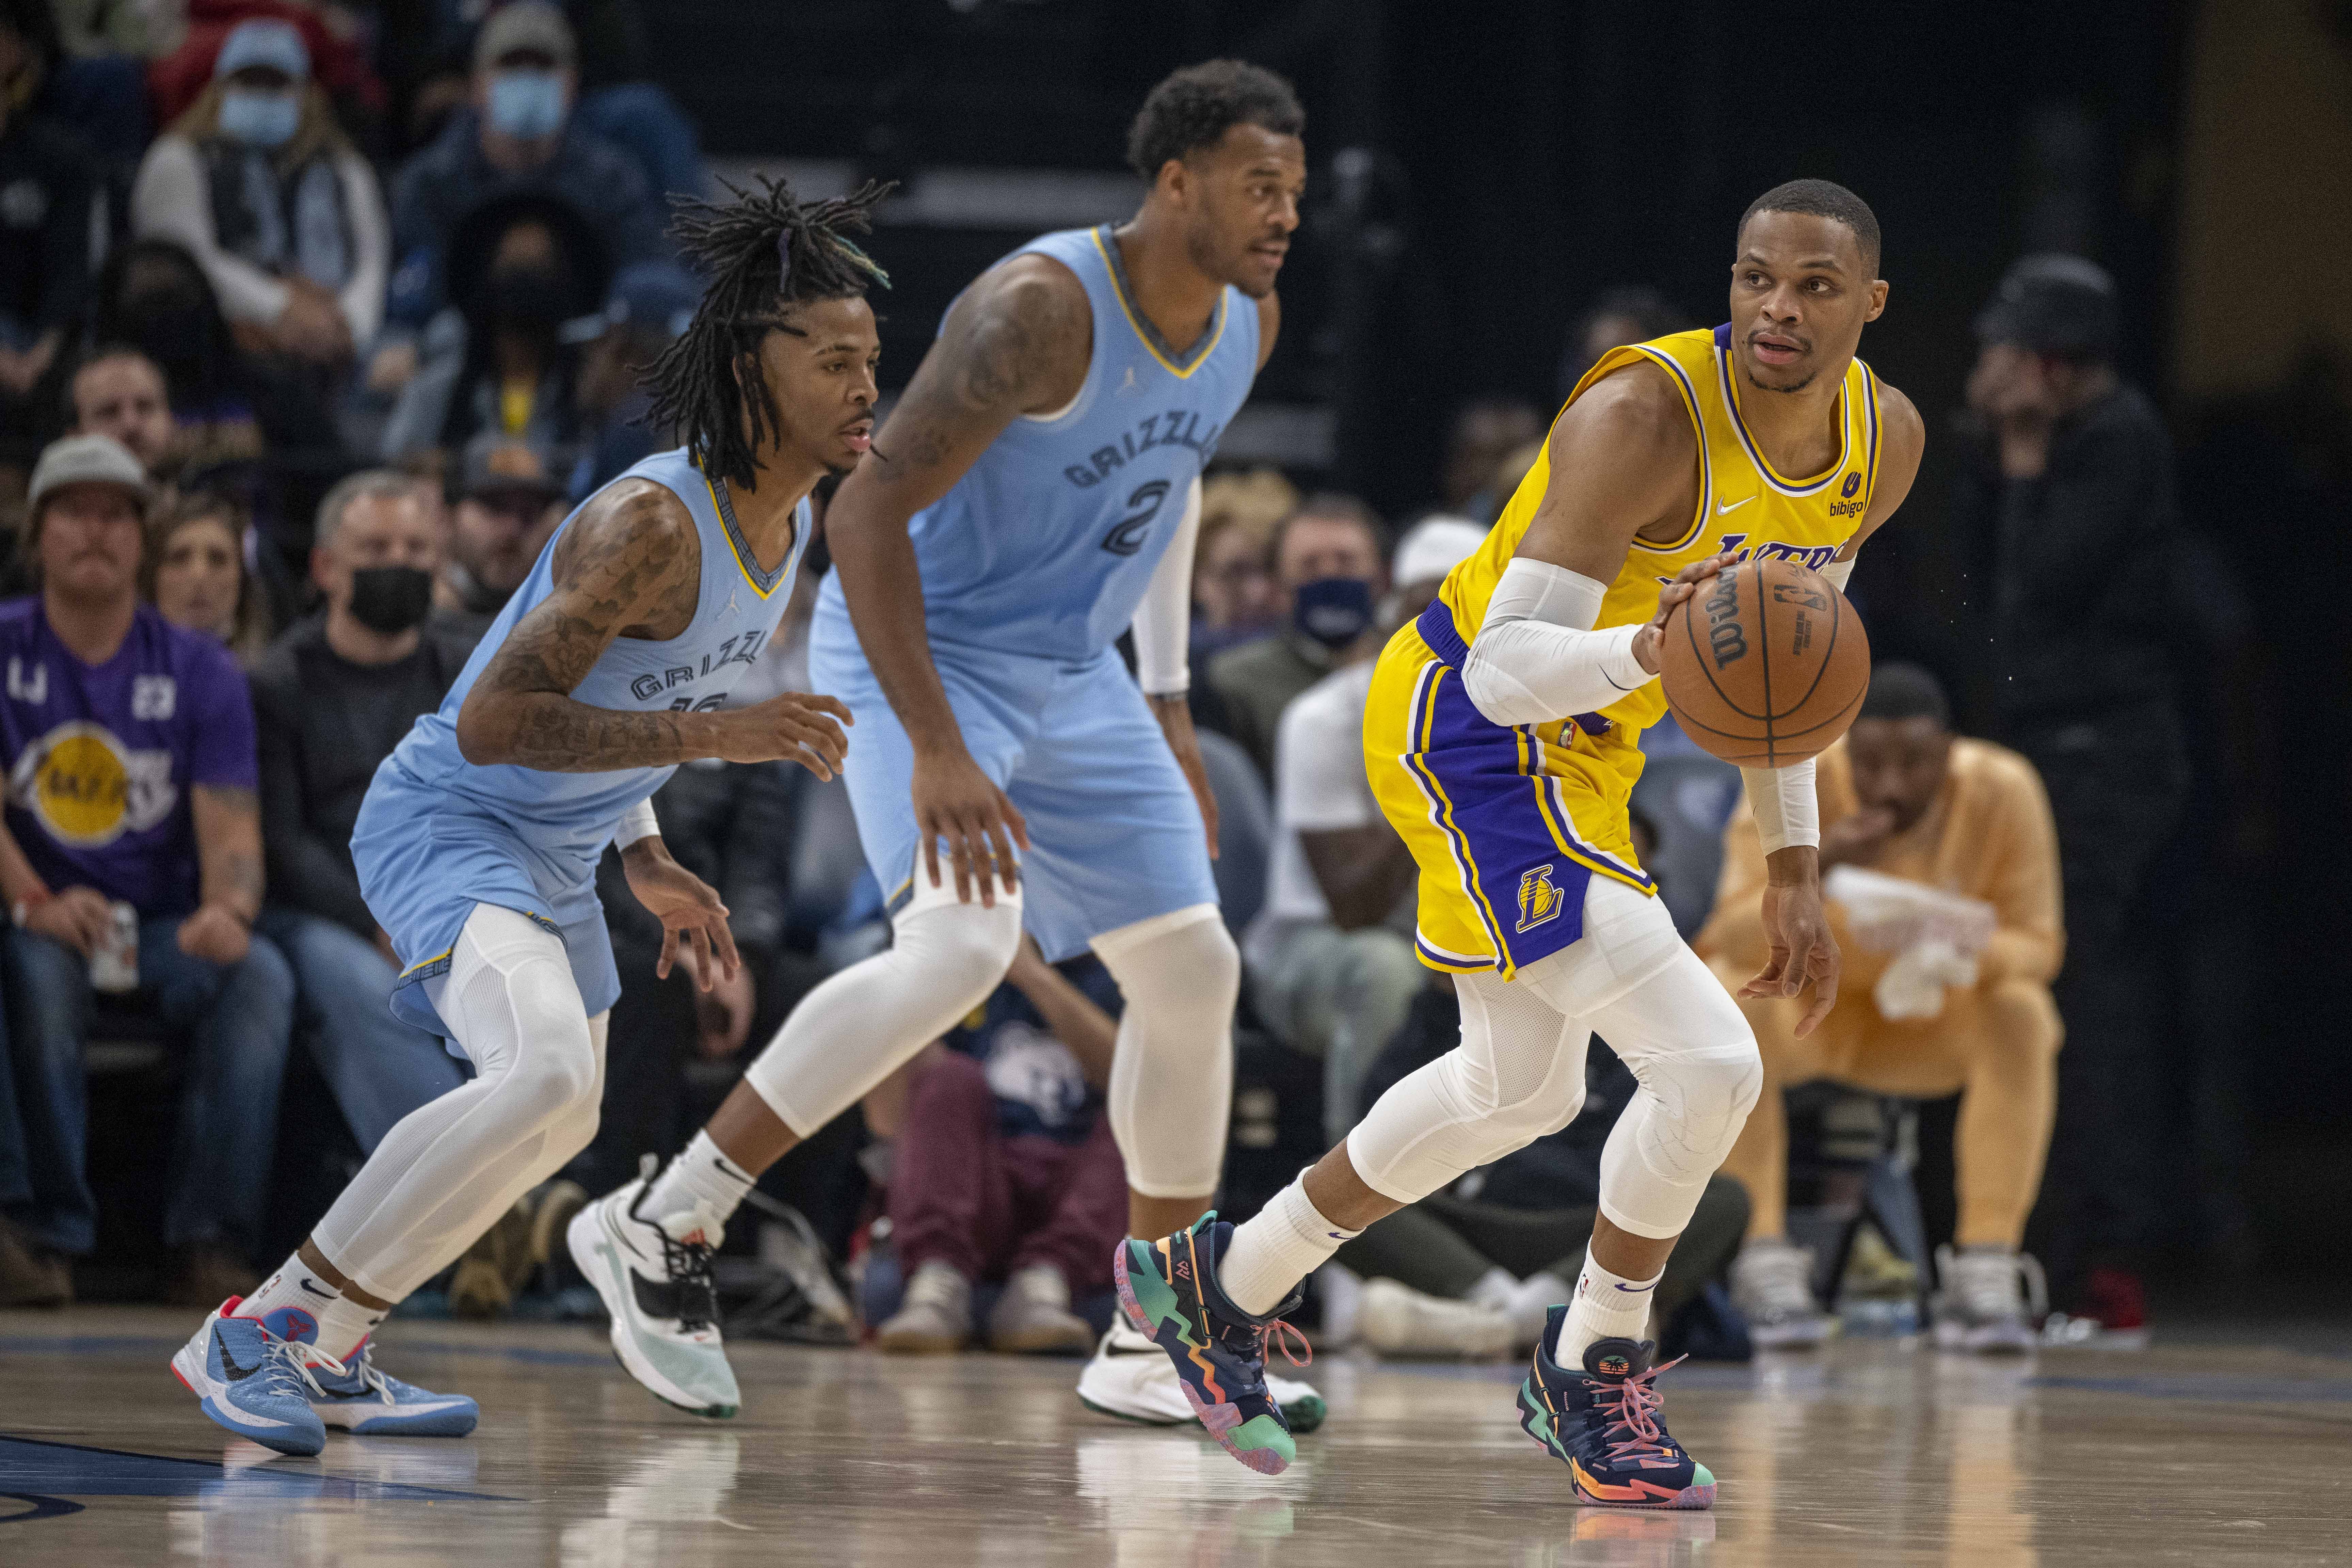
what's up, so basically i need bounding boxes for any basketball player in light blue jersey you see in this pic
[168,180,882,1454]
[579,62,1326,1441]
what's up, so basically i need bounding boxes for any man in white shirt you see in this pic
[1246,517,1488,1139]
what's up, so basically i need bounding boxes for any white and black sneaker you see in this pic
[567,1165,739,1417]
[1932,1245,2044,1355]
[1075,1319,1327,1433]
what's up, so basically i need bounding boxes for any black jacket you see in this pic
[1954,382,2182,727]
[250,613,481,938]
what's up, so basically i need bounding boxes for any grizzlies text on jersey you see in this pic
[811,224,1262,958]
[1365,325,1882,978]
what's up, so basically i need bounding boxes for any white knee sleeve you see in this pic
[313,905,603,1302]
[1345,970,1588,1204]
[742,877,1021,1136]
[1091,905,1238,1200]
[1582,944,1762,1239]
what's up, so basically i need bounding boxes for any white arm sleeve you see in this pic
[1819,558,1854,591]
[1742,760,1820,855]
[1458,557,1655,727]
[614,798,660,849]
[1131,475,1201,696]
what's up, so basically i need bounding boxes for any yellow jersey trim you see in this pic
[1717,344,1849,497]
[1625,346,1712,554]
[700,474,784,601]
[1089,227,1226,380]
[398,947,453,979]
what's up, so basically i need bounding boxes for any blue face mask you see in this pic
[1293,576,1376,649]
[486,70,567,140]
[218,88,299,149]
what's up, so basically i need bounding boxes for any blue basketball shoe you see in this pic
[307,1341,479,1437]
[169,1300,330,1456]
[1518,1306,1716,1509]
[1112,1214,1309,1475]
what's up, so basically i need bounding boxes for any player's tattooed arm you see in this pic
[456,480,849,776]
[820,256,1092,902]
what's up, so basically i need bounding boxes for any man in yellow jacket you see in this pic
[1697,663,2063,1353]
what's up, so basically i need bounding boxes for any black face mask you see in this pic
[485,265,568,330]
[347,565,435,635]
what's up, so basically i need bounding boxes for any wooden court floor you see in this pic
[2,1307,2348,1565]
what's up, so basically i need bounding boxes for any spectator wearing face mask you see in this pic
[68,346,180,478]
[436,432,566,630]
[249,471,475,1159]
[144,491,274,664]
[1248,517,1487,1140]
[131,19,389,378]
[0,0,103,462]
[371,1,666,397]
[1207,493,1389,779]
[380,193,606,470]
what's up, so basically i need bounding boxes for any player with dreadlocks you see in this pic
[169,178,883,1452]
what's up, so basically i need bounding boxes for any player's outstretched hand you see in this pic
[912,746,1030,909]
[717,691,853,777]
[1633,549,1741,674]
[1743,872,1841,1036]
[622,840,741,993]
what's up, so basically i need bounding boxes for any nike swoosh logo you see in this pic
[1613,1282,1659,1294]
[298,1280,334,1298]
[217,1340,264,1380]
[1716,495,1755,514]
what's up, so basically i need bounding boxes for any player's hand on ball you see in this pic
[1744,861,1841,1036]
[1634,550,1741,675]
[912,746,1030,908]
[623,841,741,991]
[719,691,853,777]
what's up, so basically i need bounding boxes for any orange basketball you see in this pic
[1658,557,1870,767]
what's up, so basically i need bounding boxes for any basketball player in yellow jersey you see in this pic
[1116,180,1924,1499]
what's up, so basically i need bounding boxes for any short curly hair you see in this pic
[1126,60,1305,181]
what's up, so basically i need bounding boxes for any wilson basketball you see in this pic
[1658,557,1870,767]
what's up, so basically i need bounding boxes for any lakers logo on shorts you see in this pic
[1516,863,1566,933]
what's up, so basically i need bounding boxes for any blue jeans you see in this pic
[1,919,295,1256]
[256,909,466,1152]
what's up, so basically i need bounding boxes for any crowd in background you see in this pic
[0,0,2186,1361]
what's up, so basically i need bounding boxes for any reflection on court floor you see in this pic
[3,1309,2347,1566]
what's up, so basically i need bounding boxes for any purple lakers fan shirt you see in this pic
[0,600,257,917]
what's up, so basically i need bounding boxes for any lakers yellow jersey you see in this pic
[1363,324,1881,976]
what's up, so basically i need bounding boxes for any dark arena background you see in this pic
[1,0,2347,1562]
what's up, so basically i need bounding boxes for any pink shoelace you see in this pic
[1258,1317,1313,1373]
[1594,1354,1686,1460]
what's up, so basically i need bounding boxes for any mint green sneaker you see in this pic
[1111,1214,1308,1475]
[567,1172,740,1418]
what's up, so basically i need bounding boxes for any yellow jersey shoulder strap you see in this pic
[1561,328,1720,554]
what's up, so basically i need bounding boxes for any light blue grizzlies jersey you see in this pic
[820,224,1262,662]
[383,447,810,868]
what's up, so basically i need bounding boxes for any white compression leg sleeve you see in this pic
[741,873,1022,1141]
[1345,966,1589,1203]
[1519,941,1762,1240]
[1090,904,1238,1201]
[310,906,607,1303]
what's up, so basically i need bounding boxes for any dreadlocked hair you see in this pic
[645,174,895,491]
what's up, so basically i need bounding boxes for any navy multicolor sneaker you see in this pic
[1517,1307,1716,1509]
[169,1299,330,1456]
[308,1341,479,1436]
[1112,1213,1309,1475]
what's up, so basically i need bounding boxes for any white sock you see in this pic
[643,1131,757,1232]
[240,1258,386,1360]
[1219,1179,1360,1318]
[1553,1245,1663,1368]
